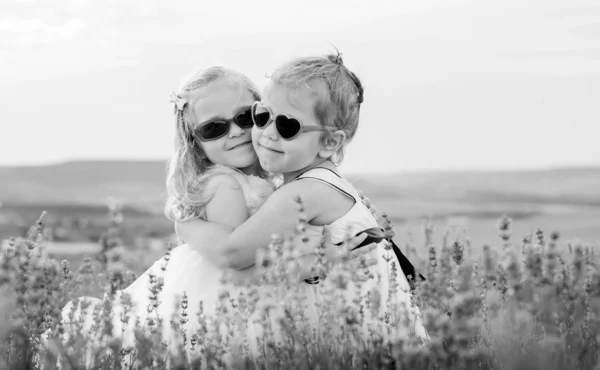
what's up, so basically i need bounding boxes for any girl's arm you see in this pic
[176,217,325,272]
[177,180,352,269]
[203,175,249,228]
[178,219,327,283]
[178,221,377,285]
[176,174,249,250]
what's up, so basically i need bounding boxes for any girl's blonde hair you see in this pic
[269,52,364,164]
[164,66,265,222]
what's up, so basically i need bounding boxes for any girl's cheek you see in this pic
[251,128,261,142]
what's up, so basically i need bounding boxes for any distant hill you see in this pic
[0,160,169,212]
[1,160,600,218]
[348,167,600,204]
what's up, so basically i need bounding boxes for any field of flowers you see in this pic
[0,198,598,370]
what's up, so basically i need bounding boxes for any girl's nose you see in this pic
[228,122,245,138]
[262,119,280,141]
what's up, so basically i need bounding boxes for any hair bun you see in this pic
[328,53,344,66]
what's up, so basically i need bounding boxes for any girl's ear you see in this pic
[318,130,346,159]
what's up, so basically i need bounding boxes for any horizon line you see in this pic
[1,158,599,175]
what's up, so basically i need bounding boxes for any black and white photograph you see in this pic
[1,0,599,369]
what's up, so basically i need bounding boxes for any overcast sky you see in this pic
[1,0,599,173]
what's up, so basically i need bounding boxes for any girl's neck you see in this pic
[283,158,335,184]
[239,162,262,176]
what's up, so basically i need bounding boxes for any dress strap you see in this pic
[293,167,359,203]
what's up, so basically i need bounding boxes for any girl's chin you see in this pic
[241,158,260,168]
[258,159,285,174]
[229,151,258,164]
[223,158,257,170]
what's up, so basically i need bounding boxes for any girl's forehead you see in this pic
[263,81,320,119]
[191,78,254,123]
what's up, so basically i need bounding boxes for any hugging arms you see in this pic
[176,171,377,280]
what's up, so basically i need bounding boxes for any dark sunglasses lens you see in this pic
[235,108,254,128]
[275,116,302,139]
[196,121,228,140]
[252,104,271,128]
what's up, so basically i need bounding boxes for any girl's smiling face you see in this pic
[191,76,259,172]
[251,81,327,181]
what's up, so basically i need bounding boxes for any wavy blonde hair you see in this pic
[164,66,266,222]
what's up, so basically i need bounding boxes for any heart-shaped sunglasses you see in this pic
[251,101,332,140]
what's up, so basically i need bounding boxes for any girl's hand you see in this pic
[256,227,380,284]
[321,226,378,270]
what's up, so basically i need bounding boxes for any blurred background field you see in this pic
[1,160,599,275]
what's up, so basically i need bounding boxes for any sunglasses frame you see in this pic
[251,101,332,141]
[192,105,254,142]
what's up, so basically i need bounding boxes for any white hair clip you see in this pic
[169,91,188,111]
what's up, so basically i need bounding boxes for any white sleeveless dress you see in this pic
[58,165,276,355]
[293,167,428,343]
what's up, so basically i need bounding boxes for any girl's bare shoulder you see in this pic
[275,178,353,223]
[204,172,244,193]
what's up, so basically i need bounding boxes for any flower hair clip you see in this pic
[169,91,188,111]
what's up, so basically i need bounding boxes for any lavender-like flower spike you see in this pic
[169,90,188,111]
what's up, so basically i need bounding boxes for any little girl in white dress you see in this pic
[56,64,374,368]
[58,66,277,358]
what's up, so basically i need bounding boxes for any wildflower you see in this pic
[535,228,545,247]
[428,245,437,270]
[452,240,464,266]
[497,214,512,243]
[423,218,434,247]
[381,213,395,240]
